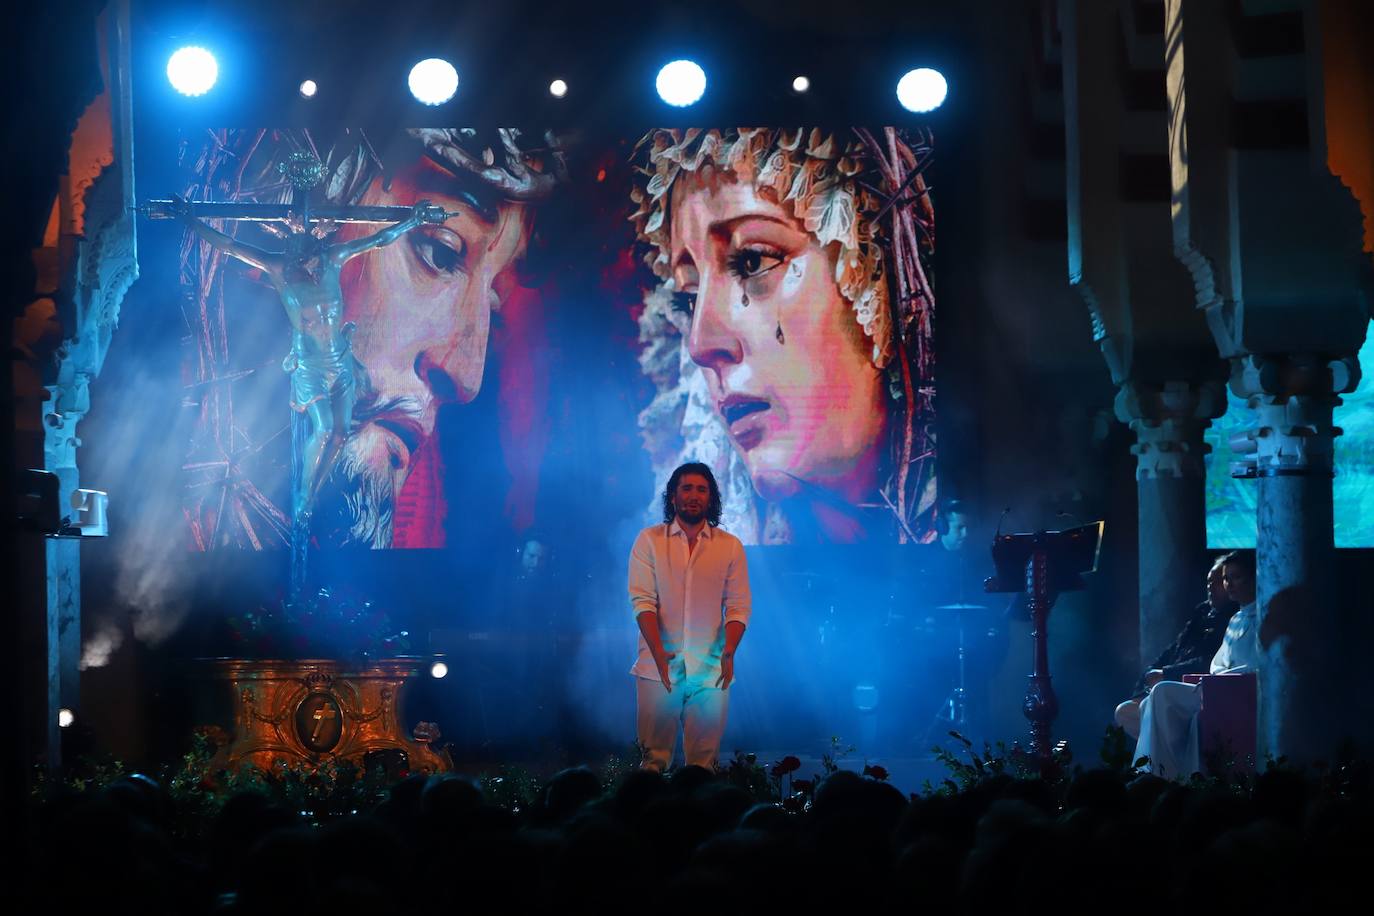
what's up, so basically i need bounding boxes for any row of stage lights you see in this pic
[166,48,950,113]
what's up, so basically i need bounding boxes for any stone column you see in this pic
[1115,379,1227,667]
[45,367,92,726]
[13,0,137,771]
[1229,353,1359,762]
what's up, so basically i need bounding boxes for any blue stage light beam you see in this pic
[656,59,706,107]
[409,58,459,106]
[896,67,948,113]
[167,46,219,97]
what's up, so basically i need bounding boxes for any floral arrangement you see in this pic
[225,587,412,660]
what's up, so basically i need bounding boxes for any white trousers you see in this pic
[635,657,728,772]
[1134,680,1203,779]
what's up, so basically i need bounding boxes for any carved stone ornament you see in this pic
[1114,379,1228,479]
[1227,354,1361,477]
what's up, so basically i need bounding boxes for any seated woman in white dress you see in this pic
[1134,552,1258,779]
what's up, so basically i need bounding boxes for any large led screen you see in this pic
[169,127,938,550]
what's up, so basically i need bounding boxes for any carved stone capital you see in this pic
[1114,379,1228,479]
[43,371,92,472]
[1227,353,1358,477]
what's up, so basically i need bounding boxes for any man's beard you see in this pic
[313,429,399,548]
[311,390,430,548]
[676,506,705,525]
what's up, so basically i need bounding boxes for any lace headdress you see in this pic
[630,127,937,542]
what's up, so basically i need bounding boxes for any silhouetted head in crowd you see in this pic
[543,766,603,823]
[668,763,718,794]
[614,768,668,820]
[419,773,483,827]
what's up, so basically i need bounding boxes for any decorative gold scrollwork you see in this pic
[207,658,451,775]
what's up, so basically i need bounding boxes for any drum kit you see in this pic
[920,603,988,742]
[781,565,1004,754]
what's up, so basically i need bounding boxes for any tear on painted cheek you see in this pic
[782,255,806,297]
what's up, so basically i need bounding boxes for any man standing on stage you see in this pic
[628,462,751,771]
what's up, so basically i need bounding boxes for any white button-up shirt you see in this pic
[627,520,751,681]
[1210,601,1260,674]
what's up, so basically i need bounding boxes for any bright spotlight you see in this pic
[166,46,218,97]
[792,75,810,93]
[656,59,706,107]
[58,708,75,729]
[896,67,948,113]
[430,661,449,679]
[549,78,568,98]
[299,79,318,99]
[409,58,459,106]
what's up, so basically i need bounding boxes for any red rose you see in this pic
[862,764,889,781]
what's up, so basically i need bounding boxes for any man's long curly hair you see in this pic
[662,462,723,528]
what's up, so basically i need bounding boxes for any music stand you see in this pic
[985,522,1103,768]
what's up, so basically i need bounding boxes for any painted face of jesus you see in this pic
[669,167,888,505]
[331,155,533,546]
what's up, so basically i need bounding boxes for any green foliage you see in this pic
[928,731,1077,795]
[721,750,777,800]
[598,744,642,791]
[30,754,128,800]
[166,734,395,828]
[479,765,544,814]
[820,735,855,777]
[40,724,1373,846]
[225,586,412,660]
[1098,724,1138,772]
[930,732,1017,793]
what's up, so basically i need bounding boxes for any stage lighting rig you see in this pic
[549,78,568,98]
[896,67,947,113]
[792,75,810,93]
[299,79,318,98]
[409,58,459,105]
[167,46,218,96]
[430,660,449,679]
[16,470,108,537]
[68,488,110,537]
[656,59,706,107]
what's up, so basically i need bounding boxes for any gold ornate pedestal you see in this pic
[206,658,450,774]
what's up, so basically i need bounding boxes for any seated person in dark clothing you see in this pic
[1114,554,1237,737]
[928,500,982,607]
